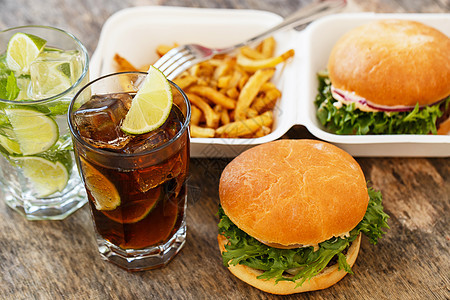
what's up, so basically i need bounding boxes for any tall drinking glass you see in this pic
[0,26,89,220]
[68,72,190,271]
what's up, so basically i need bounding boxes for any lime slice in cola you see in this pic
[79,157,121,211]
[120,65,173,134]
[127,196,179,247]
[6,32,46,73]
[15,156,69,197]
[4,107,58,155]
[103,186,162,224]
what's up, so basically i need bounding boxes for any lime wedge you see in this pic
[79,157,120,211]
[0,134,22,155]
[121,66,173,134]
[5,108,58,155]
[16,156,69,197]
[6,32,47,73]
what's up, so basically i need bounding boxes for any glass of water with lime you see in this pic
[0,26,89,220]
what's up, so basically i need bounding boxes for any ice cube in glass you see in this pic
[73,93,133,149]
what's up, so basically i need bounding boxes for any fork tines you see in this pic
[153,46,198,80]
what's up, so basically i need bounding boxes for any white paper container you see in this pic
[301,13,450,157]
[90,7,450,157]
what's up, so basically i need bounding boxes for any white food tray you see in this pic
[90,6,450,157]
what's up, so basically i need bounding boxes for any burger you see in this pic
[315,19,450,135]
[217,139,389,294]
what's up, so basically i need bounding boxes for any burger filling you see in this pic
[315,70,450,135]
[330,86,424,113]
[218,187,389,287]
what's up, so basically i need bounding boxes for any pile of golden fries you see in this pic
[114,37,294,138]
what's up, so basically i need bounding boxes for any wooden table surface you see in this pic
[0,0,449,299]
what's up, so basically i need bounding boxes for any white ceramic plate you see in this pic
[90,7,450,157]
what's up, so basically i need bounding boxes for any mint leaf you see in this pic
[0,72,20,100]
[47,101,71,116]
[6,72,20,100]
[0,78,8,99]
[315,72,449,135]
[0,114,8,127]
[218,185,389,287]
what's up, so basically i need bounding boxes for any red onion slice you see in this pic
[331,86,445,112]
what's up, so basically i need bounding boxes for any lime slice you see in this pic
[79,157,120,211]
[16,156,69,197]
[5,108,58,155]
[0,134,22,155]
[30,60,72,98]
[39,147,73,173]
[6,32,47,73]
[123,197,178,249]
[103,187,162,224]
[121,65,173,134]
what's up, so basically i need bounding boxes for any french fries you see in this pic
[216,111,274,137]
[190,105,202,126]
[251,88,282,113]
[190,124,215,138]
[235,68,275,121]
[156,43,179,57]
[113,54,139,72]
[113,37,294,139]
[258,37,276,58]
[186,93,220,128]
[188,86,236,110]
[236,49,295,72]
[239,46,267,60]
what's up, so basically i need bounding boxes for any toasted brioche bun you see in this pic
[219,139,368,247]
[328,19,450,108]
[218,233,362,295]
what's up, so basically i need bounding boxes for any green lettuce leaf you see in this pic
[218,186,389,287]
[315,71,449,135]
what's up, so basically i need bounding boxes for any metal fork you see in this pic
[153,0,346,80]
